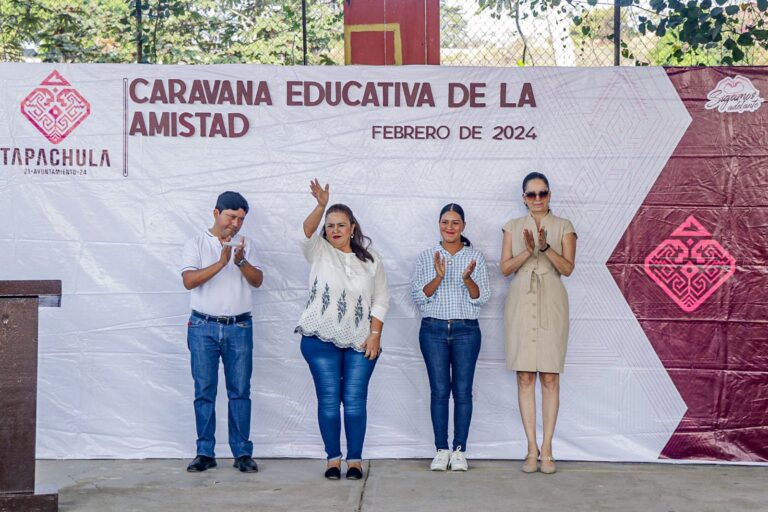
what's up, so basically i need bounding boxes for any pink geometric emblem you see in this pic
[20,70,91,144]
[644,216,736,312]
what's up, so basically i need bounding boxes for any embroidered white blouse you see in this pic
[295,232,390,351]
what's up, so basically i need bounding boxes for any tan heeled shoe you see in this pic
[521,452,539,473]
[540,455,556,474]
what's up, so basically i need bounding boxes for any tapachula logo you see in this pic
[20,70,91,144]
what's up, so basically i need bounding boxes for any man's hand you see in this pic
[233,237,246,266]
[218,240,233,268]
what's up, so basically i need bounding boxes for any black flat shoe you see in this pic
[187,455,217,472]
[324,466,341,480]
[346,466,363,480]
[233,455,259,473]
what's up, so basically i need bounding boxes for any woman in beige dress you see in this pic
[500,172,577,474]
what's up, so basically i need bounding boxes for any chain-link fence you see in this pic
[1,0,767,66]
[0,0,346,65]
[441,0,768,66]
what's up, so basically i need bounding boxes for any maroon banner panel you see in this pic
[608,67,768,462]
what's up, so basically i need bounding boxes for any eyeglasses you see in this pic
[524,190,549,200]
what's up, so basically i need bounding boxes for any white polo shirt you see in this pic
[180,230,261,316]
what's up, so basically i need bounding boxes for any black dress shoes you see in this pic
[233,455,259,473]
[346,466,363,480]
[324,465,341,480]
[186,455,217,472]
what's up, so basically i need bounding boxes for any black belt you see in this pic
[192,310,252,325]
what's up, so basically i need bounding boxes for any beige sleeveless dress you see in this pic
[502,212,576,373]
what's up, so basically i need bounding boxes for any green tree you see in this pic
[0,0,133,62]
[0,0,343,64]
[637,0,768,65]
[126,0,343,64]
[479,0,768,65]
[570,6,638,43]
[441,0,470,49]
[0,0,38,61]
[225,0,343,65]
[646,27,723,66]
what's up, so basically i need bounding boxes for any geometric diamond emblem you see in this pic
[644,215,736,312]
[20,70,91,144]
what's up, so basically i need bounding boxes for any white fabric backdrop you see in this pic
[0,64,691,460]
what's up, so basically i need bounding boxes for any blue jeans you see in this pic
[187,315,253,458]
[300,335,377,461]
[419,318,481,452]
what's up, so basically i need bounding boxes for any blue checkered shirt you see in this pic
[410,242,491,320]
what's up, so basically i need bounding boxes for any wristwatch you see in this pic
[235,258,248,267]
[539,244,550,253]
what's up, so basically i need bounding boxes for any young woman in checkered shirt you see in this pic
[410,203,491,471]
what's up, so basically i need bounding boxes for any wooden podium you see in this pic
[0,281,61,512]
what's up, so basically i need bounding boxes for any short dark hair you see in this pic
[215,191,249,214]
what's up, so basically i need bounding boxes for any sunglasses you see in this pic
[524,190,549,199]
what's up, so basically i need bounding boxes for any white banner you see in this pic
[0,64,692,461]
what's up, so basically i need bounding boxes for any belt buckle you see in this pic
[216,315,232,325]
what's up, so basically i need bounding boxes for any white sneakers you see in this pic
[431,447,469,471]
[448,447,468,471]
[430,449,451,471]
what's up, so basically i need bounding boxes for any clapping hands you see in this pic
[523,229,535,254]
[462,259,477,281]
[523,227,547,254]
[433,251,446,278]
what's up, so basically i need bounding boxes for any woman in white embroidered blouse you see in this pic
[296,179,389,481]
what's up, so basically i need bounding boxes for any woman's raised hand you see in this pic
[523,229,536,254]
[310,179,329,207]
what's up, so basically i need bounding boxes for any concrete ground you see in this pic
[35,458,768,512]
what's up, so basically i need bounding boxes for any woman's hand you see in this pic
[538,227,548,250]
[310,178,329,207]
[523,229,535,254]
[433,251,446,278]
[462,259,477,281]
[304,179,329,238]
[462,259,480,299]
[362,332,381,360]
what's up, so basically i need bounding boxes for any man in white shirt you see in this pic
[180,191,263,473]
